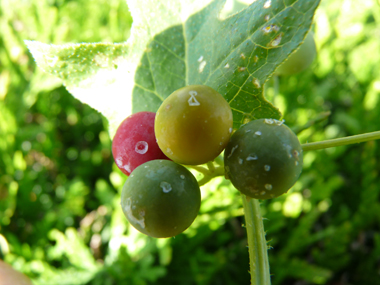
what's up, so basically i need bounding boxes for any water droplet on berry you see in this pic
[124,164,131,173]
[124,198,145,228]
[116,157,123,167]
[265,184,273,190]
[135,141,148,154]
[228,145,239,158]
[264,165,270,171]
[160,181,172,193]
[255,131,262,136]
[188,90,200,106]
[264,118,274,125]
[246,154,258,161]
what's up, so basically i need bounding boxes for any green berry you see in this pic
[276,31,316,76]
[121,160,201,238]
[224,119,303,199]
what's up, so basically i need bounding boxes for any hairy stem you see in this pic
[302,131,380,151]
[242,196,271,285]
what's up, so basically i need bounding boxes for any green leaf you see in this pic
[26,0,320,136]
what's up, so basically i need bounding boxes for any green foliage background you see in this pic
[1,0,380,284]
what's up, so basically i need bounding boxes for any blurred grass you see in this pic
[1,0,380,284]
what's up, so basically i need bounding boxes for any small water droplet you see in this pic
[246,154,258,161]
[239,158,243,165]
[262,24,279,34]
[263,0,271,9]
[261,191,266,195]
[264,118,274,125]
[124,164,131,173]
[135,141,148,154]
[255,131,262,136]
[240,53,246,59]
[265,184,273,190]
[275,119,285,126]
[198,60,207,73]
[160,181,172,193]
[253,78,261,88]
[197,55,204,62]
[229,127,233,133]
[180,175,185,179]
[238,67,246,72]
[264,165,270,171]
[224,63,230,68]
[228,145,239,158]
[270,33,283,47]
[188,90,200,106]
[264,15,270,21]
[124,198,145,228]
[166,148,173,155]
[116,158,123,167]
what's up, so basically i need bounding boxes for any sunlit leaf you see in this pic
[26,0,320,137]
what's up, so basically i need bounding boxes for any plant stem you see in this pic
[302,131,380,151]
[188,165,210,175]
[207,161,216,172]
[242,196,271,285]
[197,166,224,186]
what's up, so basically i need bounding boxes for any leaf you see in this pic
[26,0,320,137]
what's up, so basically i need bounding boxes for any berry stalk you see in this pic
[242,196,271,285]
[302,131,380,151]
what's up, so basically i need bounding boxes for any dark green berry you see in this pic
[224,119,303,199]
[121,160,201,238]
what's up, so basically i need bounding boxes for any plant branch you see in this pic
[242,196,271,285]
[197,166,224,187]
[302,131,380,151]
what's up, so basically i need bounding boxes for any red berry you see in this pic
[112,112,169,175]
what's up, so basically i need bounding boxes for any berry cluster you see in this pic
[112,85,303,238]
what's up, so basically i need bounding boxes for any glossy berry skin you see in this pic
[112,112,169,176]
[155,85,233,165]
[275,31,316,76]
[224,119,303,199]
[121,160,201,238]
